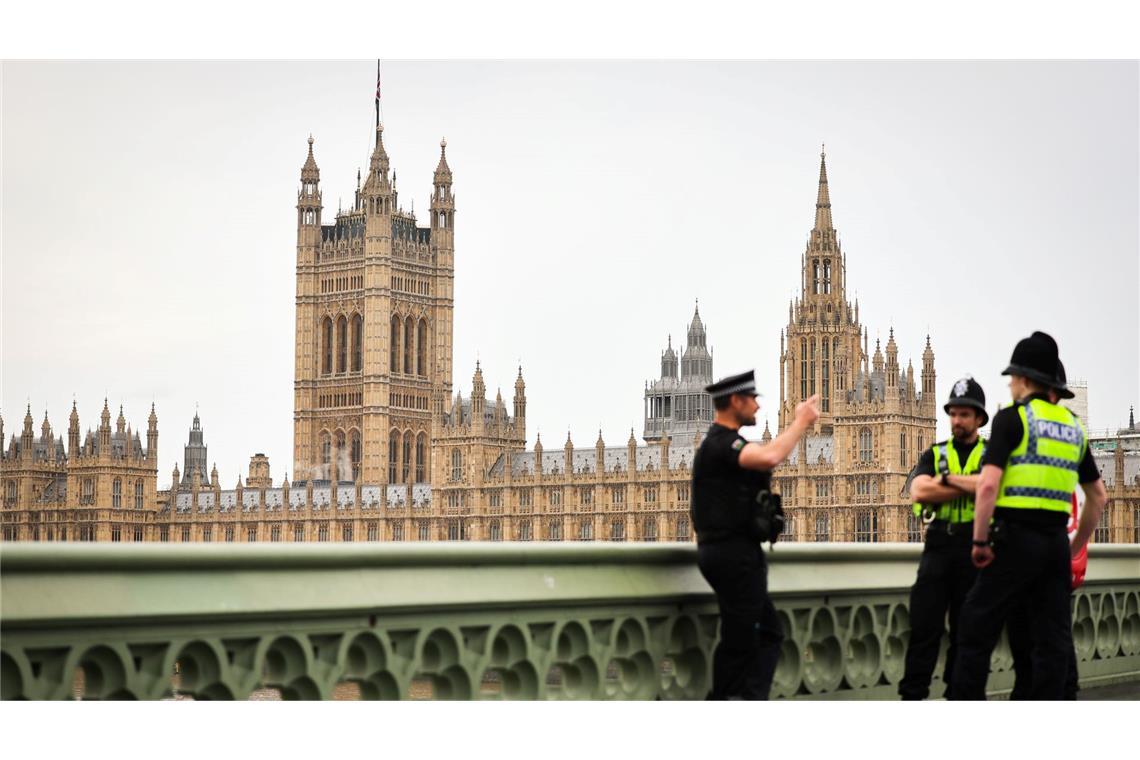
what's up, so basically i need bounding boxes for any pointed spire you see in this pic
[23,403,33,435]
[596,428,605,447]
[628,427,637,447]
[100,398,111,429]
[116,404,126,433]
[368,122,390,180]
[41,410,51,441]
[1130,405,1135,431]
[814,145,833,231]
[148,402,158,431]
[434,137,452,183]
[301,135,319,180]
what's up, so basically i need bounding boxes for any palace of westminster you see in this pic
[4,108,1139,546]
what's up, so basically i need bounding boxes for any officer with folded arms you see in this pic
[690,369,819,700]
[950,332,1107,700]
[898,376,988,700]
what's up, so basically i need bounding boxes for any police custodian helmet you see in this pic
[1002,330,1066,390]
[945,376,988,426]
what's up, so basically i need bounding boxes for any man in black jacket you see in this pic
[691,369,819,699]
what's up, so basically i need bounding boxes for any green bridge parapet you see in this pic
[2,543,1138,700]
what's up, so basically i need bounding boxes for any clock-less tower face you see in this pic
[292,127,454,486]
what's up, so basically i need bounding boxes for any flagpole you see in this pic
[375,59,381,128]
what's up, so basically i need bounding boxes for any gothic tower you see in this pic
[293,105,455,486]
[780,148,864,434]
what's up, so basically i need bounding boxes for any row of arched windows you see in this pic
[318,428,361,482]
[391,314,429,376]
[320,314,363,375]
[811,258,833,295]
[798,336,844,411]
[110,478,145,509]
[388,430,428,484]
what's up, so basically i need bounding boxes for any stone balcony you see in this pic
[1,543,1137,700]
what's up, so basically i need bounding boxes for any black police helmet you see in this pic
[1054,359,1076,400]
[1001,330,1064,390]
[944,376,988,426]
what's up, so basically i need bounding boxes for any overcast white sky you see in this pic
[3,61,1137,488]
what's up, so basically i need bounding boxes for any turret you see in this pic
[661,335,678,379]
[471,361,486,423]
[116,404,126,435]
[430,137,455,247]
[210,462,219,490]
[21,404,33,457]
[885,328,899,388]
[296,136,323,260]
[681,303,712,380]
[921,334,936,400]
[627,428,638,471]
[98,399,112,452]
[513,366,527,425]
[171,462,180,491]
[69,401,80,458]
[595,429,605,470]
[564,431,574,474]
[147,403,158,464]
[872,339,884,375]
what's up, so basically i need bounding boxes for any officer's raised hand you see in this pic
[795,394,821,427]
[739,393,820,472]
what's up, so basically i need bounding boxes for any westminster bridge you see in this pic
[1,542,1138,700]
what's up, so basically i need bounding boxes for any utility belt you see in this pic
[924,519,974,538]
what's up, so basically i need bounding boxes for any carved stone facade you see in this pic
[292,124,455,488]
[1,401,159,541]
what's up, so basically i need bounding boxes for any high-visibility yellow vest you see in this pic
[912,438,986,523]
[995,398,1085,513]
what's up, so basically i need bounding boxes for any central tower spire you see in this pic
[814,145,833,232]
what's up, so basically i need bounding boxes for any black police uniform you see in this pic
[898,376,988,700]
[692,421,783,699]
[898,437,984,700]
[950,332,1100,700]
[1006,359,1083,701]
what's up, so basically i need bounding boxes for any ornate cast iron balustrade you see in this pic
[1,543,1137,700]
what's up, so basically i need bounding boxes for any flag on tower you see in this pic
[375,60,382,126]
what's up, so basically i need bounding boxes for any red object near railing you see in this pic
[1069,491,1088,590]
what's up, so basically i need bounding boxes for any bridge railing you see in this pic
[1,542,1137,700]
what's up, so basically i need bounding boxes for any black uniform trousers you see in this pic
[898,524,978,700]
[950,520,1073,700]
[1007,594,1080,700]
[697,536,784,700]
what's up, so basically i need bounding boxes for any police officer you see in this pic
[1006,359,1082,700]
[691,370,819,700]
[898,376,988,700]
[950,332,1107,700]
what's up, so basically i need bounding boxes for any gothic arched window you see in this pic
[810,338,817,396]
[402,432,413,482]
[800,339,808,399]
[859,428,873,463]
[415,433,427,483]
[404,317,414,374]
[112,478,122,508]
[823,259,832,294]
[451,448,463,482]
[336,316,348,374]
[390,314,401,373]
[135,481,143,510]
[321,434,332,480]
[812,260,820,294]
[821,339,830,412]
[351,314,363,373]
[322,317,333,375]
[417,319,428,376]
[350,430,361,482]
[388,433,398,484]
